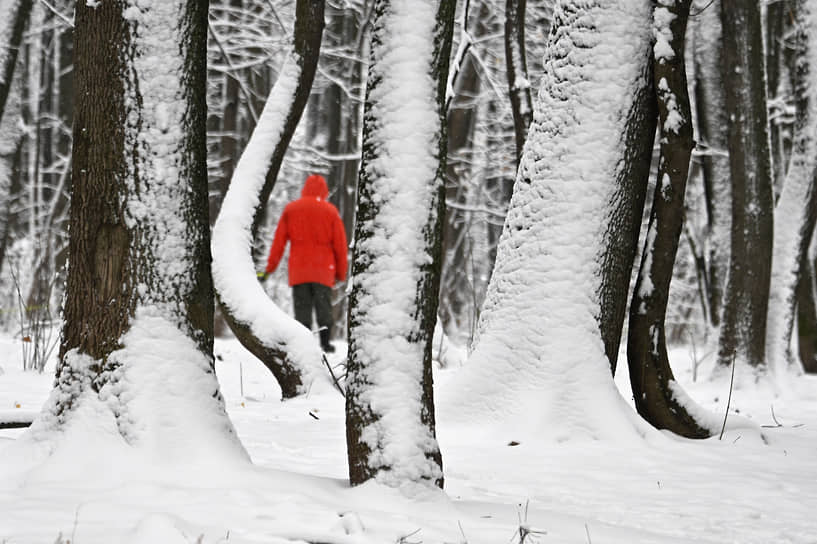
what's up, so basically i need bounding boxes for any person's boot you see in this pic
[319,328,335,353]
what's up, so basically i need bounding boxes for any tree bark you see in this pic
[505,0,533,165]
[56,0,229,443]
[627,0,710,438]
[796,256,817,373]
[345,0,455,489]
[716,0,774,370]
[692,0,730,328]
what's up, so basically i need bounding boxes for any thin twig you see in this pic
[38,0,74,28]
[719,355,736,440]
[322,354,346,397]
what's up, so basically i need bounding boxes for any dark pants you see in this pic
[292,282,333,339]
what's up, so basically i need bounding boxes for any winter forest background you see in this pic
[1,0,817,542]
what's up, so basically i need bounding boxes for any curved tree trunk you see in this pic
[441,0,656,442]
[345,0,455,490]
[627,0,711,439]
[211,0,325,399]
[766,0,817,375]
[716,0,774,371]
[505,0,533,165]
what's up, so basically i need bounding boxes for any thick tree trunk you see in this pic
[345,0,455,489]
[56,0,234,445]
[766,0,817,375]
[441,0,656,442]
[505,0,533,165]
[627,0,711,438]
[692,0,730,328]
[716,0,774,370]
[211,0,325,399]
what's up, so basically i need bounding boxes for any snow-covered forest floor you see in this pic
[1,331,816,543]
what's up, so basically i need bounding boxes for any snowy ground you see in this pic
[1,331,816,543]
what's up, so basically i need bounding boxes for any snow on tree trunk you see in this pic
[627,0,715,439]
[345,0,455,490]
[766,0,817,377]
[505,0,533,165]
[692,0,730,328]
[716,0,774,372]
[0,0,32,124]
[211,0,326,399]
[39,0,246,463]
[439,0,656,442]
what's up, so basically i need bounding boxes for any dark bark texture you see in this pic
[596,31,657,375]
[627,0,710,438]
[717,0,774,369]
[505,0,533,165]
[59,0,213,411]
[797,258,817,373]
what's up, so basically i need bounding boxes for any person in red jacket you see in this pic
[261,174,348,352]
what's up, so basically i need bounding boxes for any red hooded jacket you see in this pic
[265,175,348,287]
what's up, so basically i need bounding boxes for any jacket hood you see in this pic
[301,174,329,199]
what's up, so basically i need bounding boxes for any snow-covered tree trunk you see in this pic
[766,0,817,376]
[627,0,711,438]
[345,0,455,490]
[692,0,730,328]
[211,0,326,399]
[50,0,245,460]
[716,0,774,371]
[441,0,655,441]
[505,0,533,165]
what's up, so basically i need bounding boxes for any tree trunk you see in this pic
[0,54,24,277]
[440,22,480,339]
[766,0,787,192]
[627,0,711,438]
[692,0,730,328]
[505,0,533,165]
[716,0,774,370]
[54,0,242,458]
[441,0,656,442]
[766,0,817,375]
[796,256,817,373]
[0,0,33,124]
[211,0,326,399]
[345,0,455,489]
